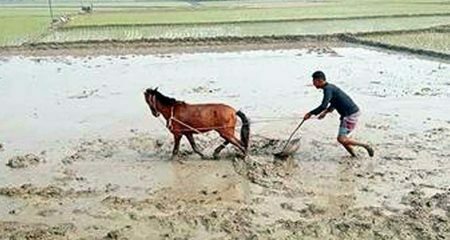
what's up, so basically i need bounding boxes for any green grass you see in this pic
[360,31,450,54]
[0,8,76,46]
[40,16,450,42]
[1,0,450,48]
[66,0,450,26]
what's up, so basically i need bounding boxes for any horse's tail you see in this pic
[236,110,250,151]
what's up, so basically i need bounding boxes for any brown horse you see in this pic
[144,88,250,159]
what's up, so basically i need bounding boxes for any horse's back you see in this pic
[176,103,237,131]
[185,103,236,113]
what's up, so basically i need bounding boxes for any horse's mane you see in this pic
[145,88,184,106]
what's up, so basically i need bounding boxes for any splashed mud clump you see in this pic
[6,153,44,168]
[0,184,98,199]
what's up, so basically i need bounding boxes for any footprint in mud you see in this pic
[365,123,390,130]
[37,209,62,217]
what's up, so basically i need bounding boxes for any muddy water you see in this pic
[0,47,449,239]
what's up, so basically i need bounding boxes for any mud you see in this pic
[275,199,449,240]
[6,153,45,169]
[0,47,449,239]
[0,222,76,240]
[0,184,98,199]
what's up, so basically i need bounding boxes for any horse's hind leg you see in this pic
[213,141,229,159]
[228,136,246,155]
[185,133,205,159]
[219,130,246,156]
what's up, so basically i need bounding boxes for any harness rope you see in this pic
[149,94,301,133]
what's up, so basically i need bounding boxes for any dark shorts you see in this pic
[338,111,360,137]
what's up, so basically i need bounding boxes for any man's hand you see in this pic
[303,112,312,120]
[318,112,327,120]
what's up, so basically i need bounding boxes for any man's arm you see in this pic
[304,87,333,120]
[326,106,335,113]
[318,106,334,119]
[309,87,332,115]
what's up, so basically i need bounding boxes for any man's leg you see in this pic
[338,114,374,157]
[337,136,373,157]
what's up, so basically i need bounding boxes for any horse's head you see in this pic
[144,87,160,117]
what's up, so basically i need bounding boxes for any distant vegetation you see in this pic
[0,0,449,56]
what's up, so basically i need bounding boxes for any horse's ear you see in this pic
[155,87,159,92]
[144,88,151,97]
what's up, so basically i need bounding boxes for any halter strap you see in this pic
[149,94,175,131]
[150,95,200,134]
[149,95,159,113]
[167,106,174,130]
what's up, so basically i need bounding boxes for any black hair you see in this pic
[312,71,326,80]
[145,88,181,106]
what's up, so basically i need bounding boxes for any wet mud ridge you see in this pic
[0,36,346,57]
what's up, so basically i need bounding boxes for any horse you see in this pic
[144,88,250,159]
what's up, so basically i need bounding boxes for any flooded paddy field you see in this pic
[0,46,449,239]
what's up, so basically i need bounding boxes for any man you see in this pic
[304,71,374,157]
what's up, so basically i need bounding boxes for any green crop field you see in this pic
[39,15,450,43]
[66,1,450,27]
[0,8,75,46]
[359,30,450,54]
[0,9,51,46]
[0,0,449,53]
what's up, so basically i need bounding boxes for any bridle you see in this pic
[148,94,160,116]
[148,93,176,131]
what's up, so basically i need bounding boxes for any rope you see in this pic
[250,116,300,120]
[149,97,305,133]
[168,116,302,133]
[170,117,203,134]
[157,114,304,133]
[250,118,298,123]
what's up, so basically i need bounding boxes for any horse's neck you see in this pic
[157,103,173,120]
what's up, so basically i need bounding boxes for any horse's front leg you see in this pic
[171,134,182,159]
[185,133,206,159]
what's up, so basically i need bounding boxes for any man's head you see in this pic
[312,71,327,89]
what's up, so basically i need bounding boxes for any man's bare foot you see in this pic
[365,145,374,157]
